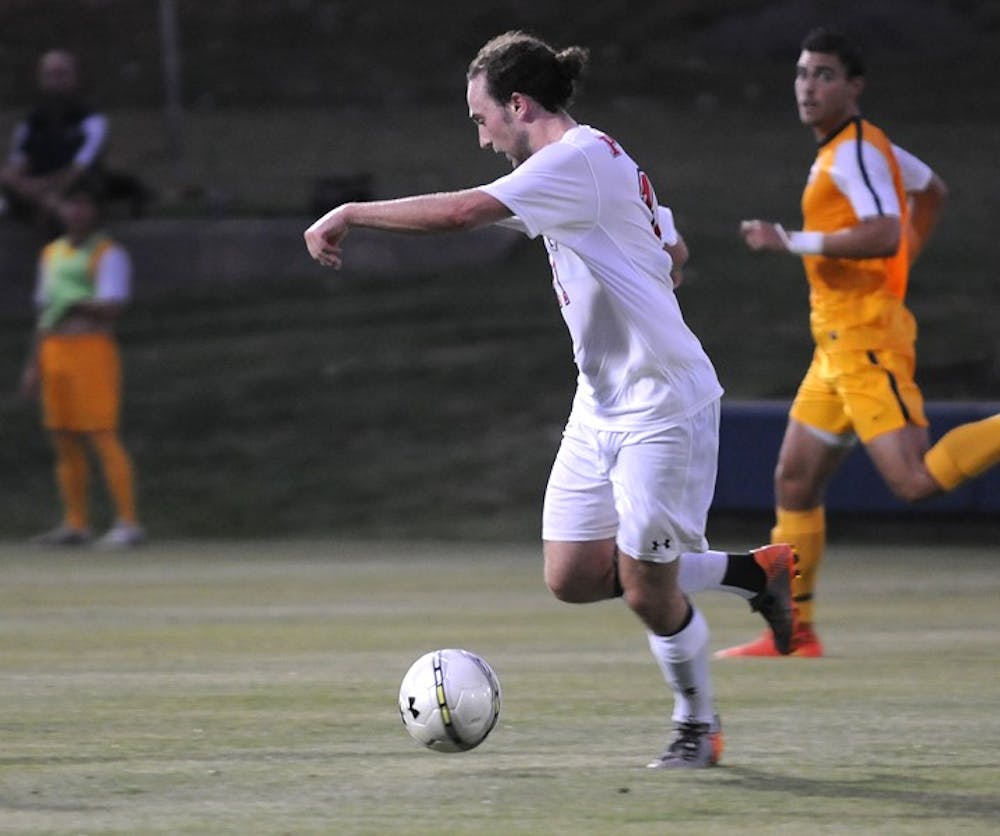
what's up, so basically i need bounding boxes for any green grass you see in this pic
[1,538,998,834]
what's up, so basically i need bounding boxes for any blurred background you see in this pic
[1,0,998,540]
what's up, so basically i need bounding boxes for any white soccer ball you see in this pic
[398,648,501,752]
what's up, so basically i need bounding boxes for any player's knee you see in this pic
[543,565,568,599]
[882,471,937,503]
[543,559,614,603]
[775,467,819,508]
[545,572,592,603]
[623,586,685,634]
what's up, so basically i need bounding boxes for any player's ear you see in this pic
[849,75,865,99]
[509,92,528,117]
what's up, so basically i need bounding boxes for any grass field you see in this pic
[2,538,998,835]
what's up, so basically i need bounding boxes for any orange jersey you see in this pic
[800,117,914,353]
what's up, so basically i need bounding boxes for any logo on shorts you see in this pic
[651,537,671,552]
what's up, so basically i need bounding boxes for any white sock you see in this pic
[646,606,715,725]
[678,550,727,593]
[679,549,755,601]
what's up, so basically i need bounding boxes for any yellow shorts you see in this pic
[790,347,928,443]
[39,333,121,432]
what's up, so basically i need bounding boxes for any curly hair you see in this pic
[467,30,588,112]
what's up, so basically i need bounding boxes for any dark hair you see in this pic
[801,27,865,78]
[467,30,588,112]
[61,172,106,204]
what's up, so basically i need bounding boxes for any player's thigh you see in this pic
[774,418,854,508]
[39,339,74,429]
[612,401,720,563]
[542,421,618,544]
[40,335,121,431]
[839,349,927,443]
[73,336,121,430]
[542,422,620,595]
[864,423,937,500]
[788,349,855,439]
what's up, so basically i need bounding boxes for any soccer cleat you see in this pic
[97,521,147,549]
[714,623,825,659]
[747,543,798,655]
[30,525,92,547]
[647,714,723,769]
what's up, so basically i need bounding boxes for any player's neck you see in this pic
[812,108,860,143]
[530,111,577,152]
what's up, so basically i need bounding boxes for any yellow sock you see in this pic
[772,506,825,625]
[924,414,1000,491]
[52,433,89,530]
[90,431,139,525]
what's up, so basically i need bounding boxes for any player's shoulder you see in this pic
[857,117,893,147]
[40,239,64,262]
[825,118,893,169]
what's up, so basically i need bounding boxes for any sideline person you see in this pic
[730,27,1000,658]
[1,49,149,236]
[19,177,146,548]
[305,30,797,768]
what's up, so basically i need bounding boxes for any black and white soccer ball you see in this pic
[398,648,502,752]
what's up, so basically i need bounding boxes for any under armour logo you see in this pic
[651,537,671,551]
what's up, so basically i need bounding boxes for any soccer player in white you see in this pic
[306,30,796,768]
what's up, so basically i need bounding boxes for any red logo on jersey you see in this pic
[550,254,571,307]
[597,133,622,157]
[638,170,661,238]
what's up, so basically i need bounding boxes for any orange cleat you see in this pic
[647,714,723,769]
[715,623,824,659]
[747,543,799,654]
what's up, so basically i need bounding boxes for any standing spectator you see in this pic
[19,176,146,548]
[1,49,149,236]
[1,50,108,234]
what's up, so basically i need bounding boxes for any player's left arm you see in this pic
[893,144,947,265]
[305,189,512,268]
[657,206,688,288]
[906,172,946,265]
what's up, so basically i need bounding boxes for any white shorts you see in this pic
[541,400,720,563]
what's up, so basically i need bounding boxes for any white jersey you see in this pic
[480,125,722,431]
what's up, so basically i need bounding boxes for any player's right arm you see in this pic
[741,137,903,259]
[305,189,512,268]
[740,215,900,259]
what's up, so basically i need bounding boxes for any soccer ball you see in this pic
[398,648,501,752]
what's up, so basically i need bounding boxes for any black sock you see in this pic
[721,552,767,595]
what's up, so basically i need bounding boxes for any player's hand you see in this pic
[740,220,788,252]
[304,209,349,268]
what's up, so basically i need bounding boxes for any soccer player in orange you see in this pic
[19,177,145,548]
[730,27,1000,657]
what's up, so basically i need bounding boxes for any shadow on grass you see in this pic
[725,765,1000,821]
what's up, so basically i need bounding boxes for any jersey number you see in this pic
[638,170,661,238]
